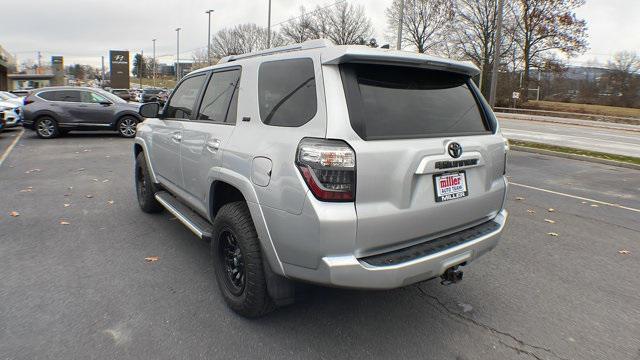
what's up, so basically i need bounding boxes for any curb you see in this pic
[496,113,640,133]
[510,145,640,171]
[494,108,640,125]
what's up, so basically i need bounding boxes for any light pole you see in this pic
[488,0,505,107]
[175,28,181,82]
[267,0,272,48]
[396,0,405,50]
[205,10,214,65]
[152,39,156,87]
[100,56,105,87]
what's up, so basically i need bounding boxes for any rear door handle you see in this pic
[171,132,182,142]
[206,139,220,153]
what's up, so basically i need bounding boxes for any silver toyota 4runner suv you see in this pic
[134,39,508,317]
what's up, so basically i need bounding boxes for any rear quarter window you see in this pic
[38,91,58,101]
[341,64,491,140]
[258,58,317,127]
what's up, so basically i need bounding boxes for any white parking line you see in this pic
[509,182,640,213]
[0,128,24,167]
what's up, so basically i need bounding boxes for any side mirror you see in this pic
[99,101,112,106]
[139,102,160,118]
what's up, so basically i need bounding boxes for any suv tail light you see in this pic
[296,138,356,202]
[23,95,34,106]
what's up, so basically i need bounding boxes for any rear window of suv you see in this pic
[258,58,317,127]
[340,64,491,140]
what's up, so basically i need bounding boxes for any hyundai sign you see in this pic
[109,50,130,89]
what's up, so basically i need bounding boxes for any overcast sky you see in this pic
[1,0,638,68]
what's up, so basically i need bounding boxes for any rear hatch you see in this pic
[334,63,506,257]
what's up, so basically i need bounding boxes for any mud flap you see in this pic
[263,258,297,306]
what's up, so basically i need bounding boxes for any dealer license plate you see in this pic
[434,171,468,202]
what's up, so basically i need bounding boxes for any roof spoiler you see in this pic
[322,49,480,77]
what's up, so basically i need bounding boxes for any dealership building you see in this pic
[5,56,65,90]
[0,45,16,91]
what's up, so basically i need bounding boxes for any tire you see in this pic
[135,153,163,213]
[212,201,275,317]
[35,117,59,139]
[117,116,138,138]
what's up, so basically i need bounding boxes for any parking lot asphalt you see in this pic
[1,130,639,360]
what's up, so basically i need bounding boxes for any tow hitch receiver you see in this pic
[441,266,464,285]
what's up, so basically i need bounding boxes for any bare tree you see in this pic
[386,0,454,53]
[514,0,588,100]
[280,6,317,44]
[144,56,159,77]
[608,51,640,75]
[604,51,640,107]
[191,49,211,70]
[450,0,517,95]
[212,23,285,58]
[315,2,373,45]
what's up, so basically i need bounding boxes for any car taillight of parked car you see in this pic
[296,138,356,202]
[23,96,34,106]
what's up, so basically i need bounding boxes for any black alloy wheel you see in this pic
[218,229,246,296]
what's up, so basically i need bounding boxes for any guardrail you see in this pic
[494,107,640,125]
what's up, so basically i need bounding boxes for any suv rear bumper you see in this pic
[282,209,507,289]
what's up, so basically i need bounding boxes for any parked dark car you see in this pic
[22,86,143,138]
[138,88,163,103]
[157,88,172,105]
[110,88,131,101]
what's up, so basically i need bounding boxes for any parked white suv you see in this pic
[134,39,508,317]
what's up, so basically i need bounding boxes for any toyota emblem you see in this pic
[448,142,462,158]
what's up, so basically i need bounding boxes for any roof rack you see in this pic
[218,39,333,63]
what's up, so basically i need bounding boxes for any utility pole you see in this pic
[267,0,272,48]
[176,28,181,82]
[396,0,405,50]
[488,0,505,107]
[206,10,214,65]
[152,39,156,87]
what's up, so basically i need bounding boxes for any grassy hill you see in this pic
[521,101,640,119]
